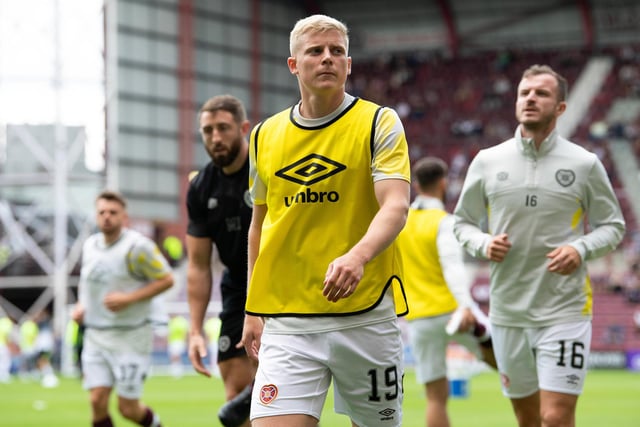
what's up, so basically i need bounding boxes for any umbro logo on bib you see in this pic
[276,153,346,186]
[277,153,345,207]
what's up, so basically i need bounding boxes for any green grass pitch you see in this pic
[1,369,638,426]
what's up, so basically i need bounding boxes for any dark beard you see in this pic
[210,139,241,168]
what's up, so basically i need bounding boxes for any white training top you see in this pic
[454,126,625,327]
[79,228,172,329]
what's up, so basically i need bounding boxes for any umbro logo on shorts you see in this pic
[565,374,580,385]
[378,407,396,420]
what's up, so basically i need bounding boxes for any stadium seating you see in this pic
[592,288,640,351]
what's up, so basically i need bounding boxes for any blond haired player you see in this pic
[242,14,410,427]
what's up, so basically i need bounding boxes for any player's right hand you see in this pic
[188,333,211,377]
[240,315,263,361]
[486,233,512,262]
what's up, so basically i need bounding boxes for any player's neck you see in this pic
[103,229,123,246]
[520,123,555,149]
[299,91,345,119]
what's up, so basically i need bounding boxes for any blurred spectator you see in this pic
[589,121,608,140]
[204,316,221,378]
[424,88,440,108]
[449,148,468,178]
[625,230,640,262]
[453,78,480,112]
[18,316,38,380]
[408,92,427,120]
[65,318,84,374]
[389,55,415,89]
[396,100,411,121]
[484,119,512,142]
[632,137,640,159]
[162,235,184,267]
[493,74,511,95]
[34,310,59,388]
[633,309,640,332]
[348,74,367,98]
[451,119,483,137]
[0,314,15,383]
[167,314,189,378]
[618,55,640,97]
[494,50,514,72]
[604,324,625,345]
[625,261,640,303]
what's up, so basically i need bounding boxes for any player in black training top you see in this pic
[186,95,255,427]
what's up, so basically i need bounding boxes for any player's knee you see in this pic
[89,389,110,414]
[512,402,541,427]
[540,407,572,427]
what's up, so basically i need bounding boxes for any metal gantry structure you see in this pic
[0,0,104,336]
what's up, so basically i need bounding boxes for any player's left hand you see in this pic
[103,292,132,312]
[323,253,364,302]
[546,245,581,275]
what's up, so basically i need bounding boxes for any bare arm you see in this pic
[186,236,214,334]
[247,204,267,285]
[241,203,267,361]
[185,235,214,376]
[322,178,410,302]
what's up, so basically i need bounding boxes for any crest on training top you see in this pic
[555,169,575,187]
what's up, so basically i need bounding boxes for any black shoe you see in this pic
[218,383,253,427]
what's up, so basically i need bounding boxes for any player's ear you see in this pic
[288,56,298,75]
[241,120,251,136]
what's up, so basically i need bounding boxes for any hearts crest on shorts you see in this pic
[259,384,278,404]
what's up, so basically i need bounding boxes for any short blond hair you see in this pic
[289,14,349,56]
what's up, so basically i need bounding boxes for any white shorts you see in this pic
[82,327,153,399]
[408,310,486,384]
[491,320,591,398]
[251,321,404,427]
